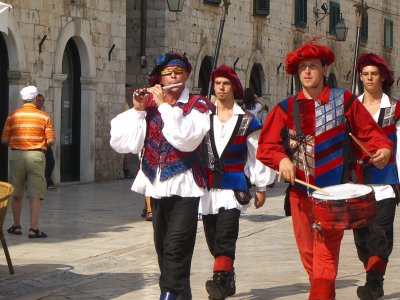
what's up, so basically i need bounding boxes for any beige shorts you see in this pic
[10,150,46,198]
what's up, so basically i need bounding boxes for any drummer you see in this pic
[351,53,400,300]
[256,40,393,300]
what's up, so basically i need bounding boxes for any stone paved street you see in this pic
[0,180,399,299]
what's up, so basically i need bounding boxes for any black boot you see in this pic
[176,280,192,300]
[205,271,236,300]
[123,169,131,179]
[160,291,176,300]
[357,271,384,300]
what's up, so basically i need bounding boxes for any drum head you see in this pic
[312,183,373,200]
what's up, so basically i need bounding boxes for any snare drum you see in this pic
[311,183,377,230]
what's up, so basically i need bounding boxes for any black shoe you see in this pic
[123,169,131,179]
[357,279,384,300]
[160,291,176,300]
[205,271,235,300]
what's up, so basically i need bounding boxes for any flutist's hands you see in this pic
[371,148,391,169]
[147,85,165,107]
[278,157,296,185]
[133,88,147,111]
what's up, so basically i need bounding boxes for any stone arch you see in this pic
[192,43,212,93]
[54,20,96,77]
[2,15,26,72]
[244,51,269,97]
[52,19,97,183]
[2,13,30,112]
[327,73,338,88]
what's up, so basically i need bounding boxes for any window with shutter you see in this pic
[384,18,393,48]
[295,0,307,27]
[329,1,340,34]
[253,0,270,17]
[360,13,368,43]
[204,0,221,5]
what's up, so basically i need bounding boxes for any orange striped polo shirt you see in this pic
[2,103,55,151]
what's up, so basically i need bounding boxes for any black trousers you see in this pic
[45,146,55,187]
[353,197,397,267]
[151,195,199,295]
[202,208,241,259]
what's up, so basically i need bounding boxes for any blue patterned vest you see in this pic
[204,111,261,191]
[355,98,399,184]
[280,88,349,190]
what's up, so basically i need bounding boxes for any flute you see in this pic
[133,83,183,96]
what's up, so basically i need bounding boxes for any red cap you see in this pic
[285,41,335,75]
[356,53,394,90]
[210,65,244,99]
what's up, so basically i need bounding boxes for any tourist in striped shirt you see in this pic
[1,86,55,238]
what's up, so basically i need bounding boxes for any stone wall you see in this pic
[3,0,126,182]
[127,0,400,107]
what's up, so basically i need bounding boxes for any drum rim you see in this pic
[311,183,373,200]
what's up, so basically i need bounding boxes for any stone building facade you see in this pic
[127,0,400,109]
[0,0,126,183]
[1,1,399,183]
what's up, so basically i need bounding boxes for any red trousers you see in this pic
[290,188,344,300]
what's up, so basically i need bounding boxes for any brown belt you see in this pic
[11,148,44,153]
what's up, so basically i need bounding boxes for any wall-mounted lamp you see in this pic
[334,14,348,41]
[39,35,47,54]
[313,1,329,25]
[167,0,185,12]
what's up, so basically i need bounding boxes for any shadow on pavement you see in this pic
[240,214,286,223]
[0,263,158,299]
[234,279,359,299]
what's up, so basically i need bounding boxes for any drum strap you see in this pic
[377,107,385,126]
[293,96,311,195]
[293,95,303,138]
[341,94,358,183]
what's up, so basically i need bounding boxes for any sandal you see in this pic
[28,228,47,238]
[145,212,152,221]
[7,225,22,235]
[141,208,147,218]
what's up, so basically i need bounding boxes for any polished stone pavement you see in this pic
[0,179,399,300]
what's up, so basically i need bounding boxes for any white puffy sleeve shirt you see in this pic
[110,87,211,198]
[199,102,276,215]
[358,93,399,201]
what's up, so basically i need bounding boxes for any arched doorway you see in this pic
[198,56,213,96]
[327,73,338,88]
[290,74,301,95]
[0,33,9,181]
[249,63,263,96]
[60,39,81,181]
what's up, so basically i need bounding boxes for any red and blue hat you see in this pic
[148,52,192,86]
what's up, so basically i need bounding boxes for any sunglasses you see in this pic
[161,68,185,76]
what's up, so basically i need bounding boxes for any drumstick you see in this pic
[349,133,373,158]
[294,178,332,196]
[275,171,331,195]
[133,83,183,96]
